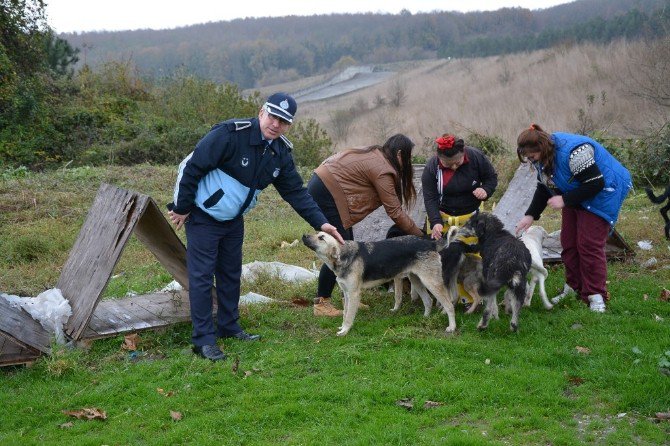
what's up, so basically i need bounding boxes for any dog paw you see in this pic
[544,303,554,310]
[509,323,519,332]
[336,327,350,336]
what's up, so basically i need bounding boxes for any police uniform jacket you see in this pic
[173,117,328,230]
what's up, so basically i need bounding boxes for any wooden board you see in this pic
[133,199,188,289]
[81,291,191,340]
[0,298,52,354]
[58,184,151,340]
[0,333,42,366]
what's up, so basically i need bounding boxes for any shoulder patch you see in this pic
[280,134,293,149]
[234,121,252,131]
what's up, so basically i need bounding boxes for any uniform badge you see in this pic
[241,157,249,167]
[280,100,289,109]
[273,168,280,178]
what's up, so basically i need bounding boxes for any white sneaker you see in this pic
[588,294,606,313]
[551,283,575,305]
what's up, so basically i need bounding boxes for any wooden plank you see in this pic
[133,199,189,289]
[0,298,51,353]
[81,292,191,340]
[492,164,538,233]
[0,333,42,366]
[58,183,150,340]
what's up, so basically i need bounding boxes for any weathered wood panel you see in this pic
[133,199,188,289]
[0,298,51,354]
[59,183,150,340]
[492,164,538,233]
[0,334,41,366]
[82,292,191,340]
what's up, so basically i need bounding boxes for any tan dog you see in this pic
[302,232,457,336]
[520,225,552,310]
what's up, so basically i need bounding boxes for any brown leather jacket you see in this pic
[314,148,422,235]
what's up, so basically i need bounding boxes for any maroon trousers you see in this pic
[560,206,610,303]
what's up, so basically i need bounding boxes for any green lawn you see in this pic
[1,165,669,445]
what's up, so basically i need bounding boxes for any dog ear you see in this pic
[329,245,340,268]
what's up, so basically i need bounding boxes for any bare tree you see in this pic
[625,35,670,109]
[388,78,407,108]
[328,109,355,143]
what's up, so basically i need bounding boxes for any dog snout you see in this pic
[302,234,315,249]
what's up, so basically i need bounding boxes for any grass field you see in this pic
[1,165,669,445]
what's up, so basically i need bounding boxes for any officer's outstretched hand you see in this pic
[168,210,190,231]
[321,223,344,244]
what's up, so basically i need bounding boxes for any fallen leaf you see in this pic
[660,289,670,302]
[244,370,253,378]
[655,411,670,420]
[567,375,585,385]
[121,333,139,351]
[575,346,591,355]
[396,398,414,410]
[484,358,491,365]
[643,294,649,301]
[62,408,107,420]
[654,314,664,322]
[232,356,240,373]
[291,298,310,307]
[170,411,183,421]
[423,400,443,409]
[157,388,174,397]
[59,422,74,429]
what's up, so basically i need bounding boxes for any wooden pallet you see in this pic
[0,184,189,366]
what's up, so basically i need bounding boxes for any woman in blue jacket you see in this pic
[515,124,632,313]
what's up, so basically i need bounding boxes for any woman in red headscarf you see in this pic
[421,133,498,240]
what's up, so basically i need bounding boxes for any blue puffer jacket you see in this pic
[173,117,327,229]
[550,132,631,226]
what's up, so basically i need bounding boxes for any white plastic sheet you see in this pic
[1,288,72,344]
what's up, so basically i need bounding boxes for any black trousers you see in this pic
[306,173,353,298]
[185,207,244,346]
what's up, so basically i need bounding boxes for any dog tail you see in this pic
[646,186,670,204]
[479,278,506,296]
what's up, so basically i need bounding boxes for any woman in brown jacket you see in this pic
[306,133,423,316]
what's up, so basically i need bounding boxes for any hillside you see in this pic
[255,39,669,157]
[60,0,667,88]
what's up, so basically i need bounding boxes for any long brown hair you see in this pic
[516,123,555,175]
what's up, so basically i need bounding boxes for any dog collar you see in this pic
[455,234,478,245]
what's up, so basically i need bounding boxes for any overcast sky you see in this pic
[46,0,572,33]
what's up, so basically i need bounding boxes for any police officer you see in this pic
[168,92,343,361]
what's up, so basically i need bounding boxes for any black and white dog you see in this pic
[645,185,670,240]
[440,212,532,332]
[302,232,457,336]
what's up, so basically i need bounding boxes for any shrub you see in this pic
[289,118,333,168]
[466,131,509,157]
[599,124,670,186]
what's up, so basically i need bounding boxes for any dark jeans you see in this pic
[307,173,353,298]
[185,207,245,346]
[560,206,609,302]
